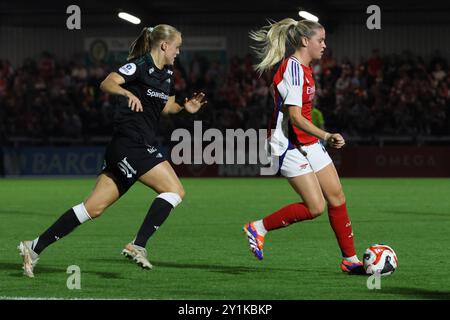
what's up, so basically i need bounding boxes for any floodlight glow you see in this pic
[298,11,319,22]
[118,12,141,24]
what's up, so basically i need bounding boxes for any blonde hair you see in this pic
[250,18,323,74]
[128,24,181,61]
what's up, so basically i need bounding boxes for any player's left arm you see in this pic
[162,92,207,115]
[161,96,183,115]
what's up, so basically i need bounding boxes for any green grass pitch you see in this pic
[1,177,449,300]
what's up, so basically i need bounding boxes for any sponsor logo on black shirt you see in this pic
[146,88,169,101]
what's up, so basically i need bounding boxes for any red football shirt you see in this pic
[269,56,317,155]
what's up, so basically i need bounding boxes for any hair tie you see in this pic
[147,27,154,33]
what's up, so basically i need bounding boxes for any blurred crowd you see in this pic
[315,49,449,136]
[0,49,449,144]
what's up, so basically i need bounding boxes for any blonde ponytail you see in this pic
[128,24,181,61]
[250,18,323,74]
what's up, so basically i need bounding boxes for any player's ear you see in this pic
[161,41,167,51]
[301,36,309,47]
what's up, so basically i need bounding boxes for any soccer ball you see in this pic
[363,244,398,276]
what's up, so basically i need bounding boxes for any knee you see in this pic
[159,184,185,200]
[157,188,185,208]
[308,200,326,218]
[177,187,186,200]
[328,189,346,207]
[88,209,104,219]
[169,186,185,201]
[83,202,106,219]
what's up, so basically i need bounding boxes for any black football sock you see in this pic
[133,197,177,248]
[32,204,91,254]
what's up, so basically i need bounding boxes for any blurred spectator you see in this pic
[367,49,383,87]
[312,106,325,130]
[432,63,446,82]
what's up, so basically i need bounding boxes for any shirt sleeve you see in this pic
[116,60,143,83]
[277,59,304,107]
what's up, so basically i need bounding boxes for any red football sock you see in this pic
[327,202,356,257]
[262,203,314,231]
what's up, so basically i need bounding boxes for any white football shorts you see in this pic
[279,141,333,178]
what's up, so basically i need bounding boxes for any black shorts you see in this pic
[101,136,167,194]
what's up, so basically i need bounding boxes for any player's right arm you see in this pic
[100,72,143,112]
[279,60,344,149]
[288,107,329,140]
[287,107,344,148]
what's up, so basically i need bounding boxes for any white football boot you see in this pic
[121,243,153,269]
[18,241,40,278]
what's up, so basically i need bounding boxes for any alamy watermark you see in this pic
[366,5,381,30]
[170,121,279,175]
[66,265,81,290]
[366,271,382,290]
[66,5,81,30]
